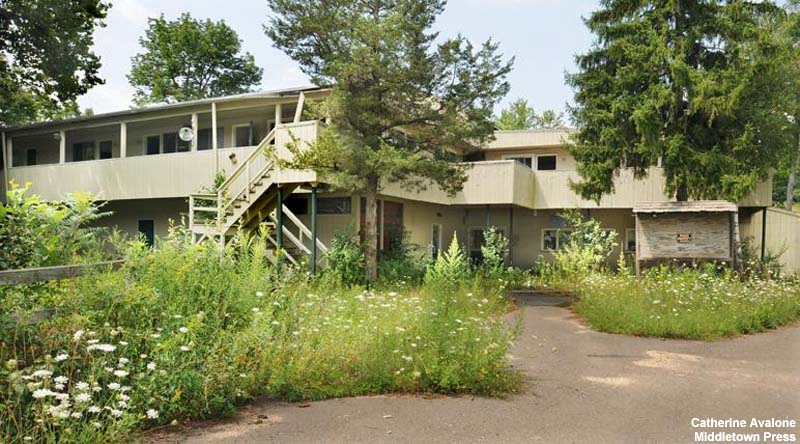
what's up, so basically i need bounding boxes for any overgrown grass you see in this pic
[0,229,520,443]
[573,267,800,340]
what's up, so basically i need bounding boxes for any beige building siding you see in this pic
[741,208,800,275]
[483,145,577,170]
[99,198,187,242]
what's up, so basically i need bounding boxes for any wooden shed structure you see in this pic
[632,201,739,275]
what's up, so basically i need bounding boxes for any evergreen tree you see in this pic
[266,0,512,282]
[567,0,785,202]
[496,98,565,130]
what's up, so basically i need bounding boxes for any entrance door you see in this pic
[382,201,403,251]
[138,220,155,247]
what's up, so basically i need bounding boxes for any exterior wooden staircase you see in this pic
[188,125,327,270]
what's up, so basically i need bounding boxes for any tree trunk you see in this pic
[364,174,380,284]
[785,129,800,211]
[731,212,743,273]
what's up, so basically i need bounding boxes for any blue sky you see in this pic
[78,0,601,117]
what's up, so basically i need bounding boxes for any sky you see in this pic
[78,0,602,118]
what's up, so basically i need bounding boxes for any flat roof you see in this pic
[2,85,326,132]
[633,201,738,213]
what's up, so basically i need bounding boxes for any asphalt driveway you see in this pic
[149,294,800,444]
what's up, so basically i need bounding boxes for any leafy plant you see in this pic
[480,226,509,275]
[324,229,366,287]
[425,233,470,289]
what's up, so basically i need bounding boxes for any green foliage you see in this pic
[266,0,513,282]
[0,0,108,126]
[550,210,617,281]
[1,226,520,442]
[574,267,800,339]
[480,227,509,275]
[739,237,786,279]
[128,13,262,106]
[325,229,367,287]
[424,233,470,289]
[0,182,112,270]
[378,229,429,287]
[567,0,786,202]
[496,98,566,130]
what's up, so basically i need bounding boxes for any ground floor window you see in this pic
[138,220,154,247]
[431,223,442,257]
[625,228,636,252]
[542,228,572,251]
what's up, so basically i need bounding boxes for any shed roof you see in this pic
[633,201,738,214]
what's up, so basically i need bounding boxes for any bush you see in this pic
[324,229,366,287]
[378,228,429,287]
[480,227,508,276]
[574,266,800,339]
[424,233,470,290]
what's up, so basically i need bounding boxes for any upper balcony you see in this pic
[2,91,323,201]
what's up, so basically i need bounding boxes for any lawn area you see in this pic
[572,267,800,340]
[0,230,520,443]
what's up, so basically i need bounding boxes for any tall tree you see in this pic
[129,13,263,106]
[567,0,785,202]
[266,0,512,283]
[0,0,108,126]
[496,98,566,130]
[777,0,800,211]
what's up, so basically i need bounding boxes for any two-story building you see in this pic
[0,86,774,270]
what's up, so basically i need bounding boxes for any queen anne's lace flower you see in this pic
[86,343,116,353]
[146,409,159,419]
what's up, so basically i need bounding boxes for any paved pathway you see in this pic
[149,294,800,444]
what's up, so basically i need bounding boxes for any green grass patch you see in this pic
[573,268,800,340]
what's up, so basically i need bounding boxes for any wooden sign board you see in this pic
[676,233,693,243]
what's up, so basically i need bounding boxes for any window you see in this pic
[72,142,94,162]
[162,132,190,153]
[536,154,557,170]
[285,196,308,215]
[146,135,160,155]
[26,149,37,166]
[318,197,351,214]
[626,228,637,252]
[431,224,442,258]
[506,156,533,168]
[99,141,112,159]
[233,124,252,147]
[542,228,572,251]
[197,127,224,150]
[138,220,155,247]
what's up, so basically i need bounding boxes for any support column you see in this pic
[191,113,198,151]
[294,92,305,123]
[276,186,284,251]
[310,186,318,274]
[508,206,514,266]
[761,207,767,263]
[120,122,127,158]
[212,102,219,173]
[6,137,12,168]
[274,103,282,128]
[1,132,8,196]
[59,130,66,164]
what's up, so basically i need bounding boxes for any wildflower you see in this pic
[179,327,189,333]
[75,393,91,403]
[113,370,129,378]
[73,330,85,341]
[180,345,191,352]
[54,376,68,384]
[255,291,264,297]
[110,409,123,418]
[32,389,54,399]
[119,394,130,402]
[119,341,129,346]
[87,406,101,414]
[87,343,116,353]
[413,371,421,378]
[31,370,53,379]
[54,393,69,402]
[271,321,280,326]
[147,409,159,419]
[54,353,69,362]
[147,362,157,371]
[151,333,161,339]
[107,382,121,391]
[71,412,82,419]
[252,307,261,313]
[92,421,102,428]
[54,383,65,391]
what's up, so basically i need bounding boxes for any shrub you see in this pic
[480,227,509,276]
[574,266,800,339]
[378,228,429,287]
[424,233,470,290]
[324,229,366,287]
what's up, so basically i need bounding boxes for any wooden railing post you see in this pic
[310,185,318,274]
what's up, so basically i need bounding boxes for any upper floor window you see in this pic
[26,149,37,166]
[536,154,557,170]
[507,156,533,168]
[197,127,224,150]
[99,141,113,159]
[72,142,95,162]
[146,135,160,155]
[162,132,190,153]
[233,124,253,147]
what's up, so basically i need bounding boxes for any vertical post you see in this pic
[276,186,284,251]
[59,130,66,164]
[1,132,8,196]
[761,207,767,263]
[6,137,12,169]
[294,92,305,123]
[274,103,282,128]
[634,214,641,277]
[310,185,318,274]
[508,206,514,267]
[212,102,219,173]
[120,122,127,158]
[188,195,194,237]
[191,113,198,151]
